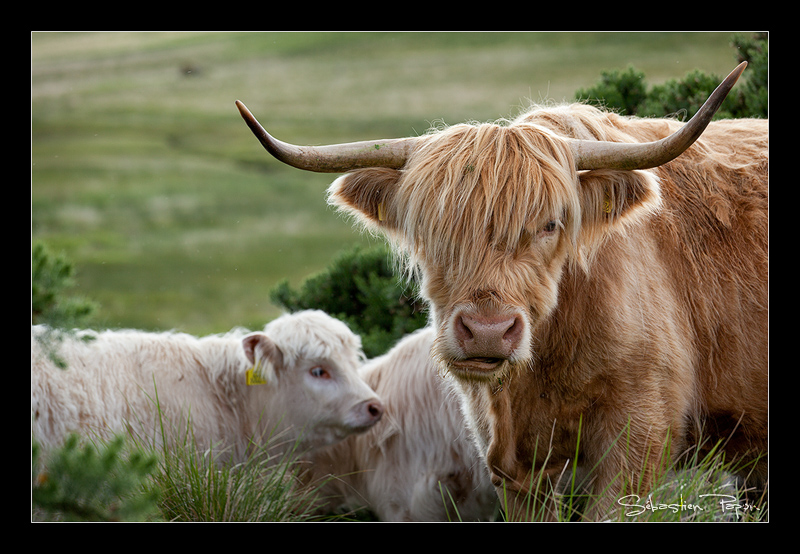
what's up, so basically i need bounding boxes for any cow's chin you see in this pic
[446,357,512,382]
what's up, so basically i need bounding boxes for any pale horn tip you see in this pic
[234,99,249,117]
[235,100,260,133]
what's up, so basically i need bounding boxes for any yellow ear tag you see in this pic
[246,366,267,386]
[603,191,613,214]
[377,201,386,222]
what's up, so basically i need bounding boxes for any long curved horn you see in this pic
[570,61,747,170]
[238,62,746,174]
[235,100,417,173]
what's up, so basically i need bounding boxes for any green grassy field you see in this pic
[32,31,742,335]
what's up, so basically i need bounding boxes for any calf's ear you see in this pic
[327,168,403,231]
[242,333,284,385]
[575,169,662,261]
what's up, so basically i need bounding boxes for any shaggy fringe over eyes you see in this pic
[392,120,581,278]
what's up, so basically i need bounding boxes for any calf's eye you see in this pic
[310,366,331,379]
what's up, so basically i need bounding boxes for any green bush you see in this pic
[731,32,768,118]
[576,32,767,119]
[31,241,98,329]
[576,65,649,116]
[639,68,742,119]
[32,242,100,369]
[32,434,161,522]
[271,245,428,358]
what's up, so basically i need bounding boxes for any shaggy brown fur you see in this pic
[328,103,768,520]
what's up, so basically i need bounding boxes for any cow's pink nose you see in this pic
[455,312,524,359]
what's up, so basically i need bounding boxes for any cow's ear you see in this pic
[327,168,403,230]
[576,169,662,259]
[242,333,284,385]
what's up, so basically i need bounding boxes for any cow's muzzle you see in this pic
[446,310,529,379]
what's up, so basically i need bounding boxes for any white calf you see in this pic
[31,310,383,462]
[302,328,498,521]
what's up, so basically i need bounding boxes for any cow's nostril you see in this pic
[503,316,523,344]
[368,401,383,419]
[455,315,475,341]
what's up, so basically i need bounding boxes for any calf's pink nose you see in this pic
[357,399,384,425]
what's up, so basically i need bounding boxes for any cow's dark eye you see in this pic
[541,220,558,234]
[310,366,330,379]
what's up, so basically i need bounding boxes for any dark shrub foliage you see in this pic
[271,245,428,358]
[576,32,767,120]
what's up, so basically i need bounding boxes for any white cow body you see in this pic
[31,311,383,462]
[303,328,497,521]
